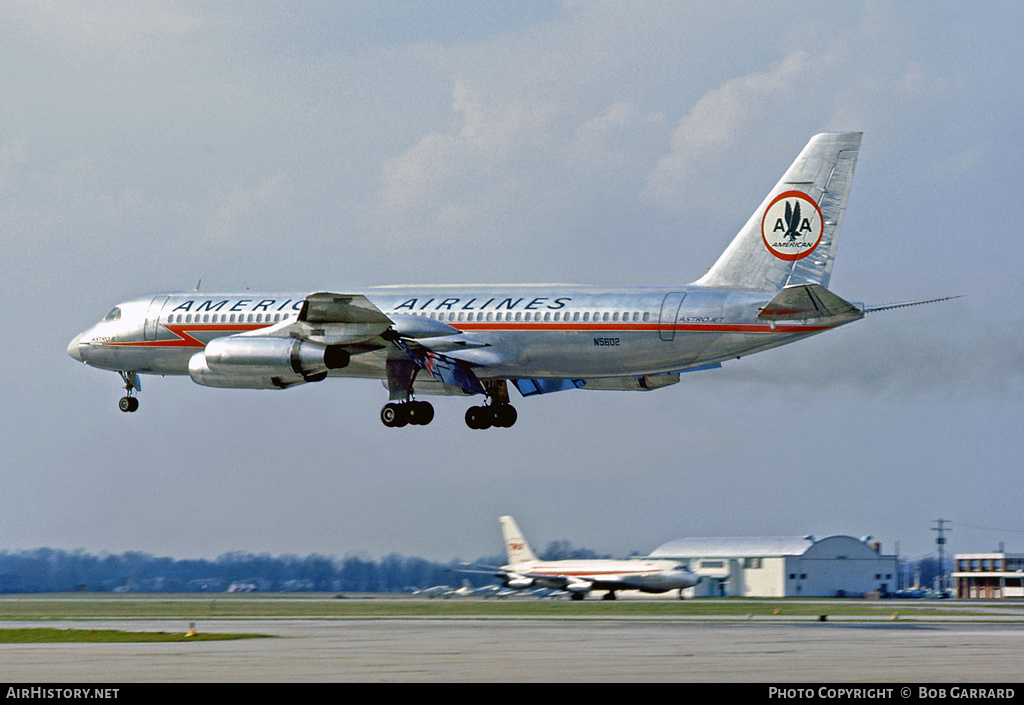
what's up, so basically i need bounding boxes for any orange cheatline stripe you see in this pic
[100,320,835,349]
[102,324,269,348]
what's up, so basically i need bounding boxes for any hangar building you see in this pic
[648,535,897,597]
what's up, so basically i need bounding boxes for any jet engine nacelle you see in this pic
[505,577,534,589]
[204,336,348,377]
[188,352,297,389]
[188,337,349,389]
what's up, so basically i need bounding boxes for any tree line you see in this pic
[0,542,607,593]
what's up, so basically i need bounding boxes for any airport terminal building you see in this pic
[952,552,1024,599]
[649,535,897,598]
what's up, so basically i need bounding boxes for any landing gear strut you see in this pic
[380,359,434,427]
[118,371,140,413]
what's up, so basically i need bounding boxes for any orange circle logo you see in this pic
[761,191,823,261]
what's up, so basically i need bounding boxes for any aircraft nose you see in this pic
[67,333,84,362]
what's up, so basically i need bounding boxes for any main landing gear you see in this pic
[380,359,434,427]
[378,377,519,429]
[118,371,140,413]
[380,400,434,427]
[465,380,517,430]
[464,402,517,429]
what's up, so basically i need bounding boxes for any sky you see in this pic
[2,1,1022,566]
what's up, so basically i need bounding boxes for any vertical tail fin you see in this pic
[500,516,538,564]
[695,132,862,292]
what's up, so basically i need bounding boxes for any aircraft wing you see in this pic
[229,292,393,347]
[231,292,498,395]
[451,564,593,592]
[517,572,594,593]
[450,563,511,578]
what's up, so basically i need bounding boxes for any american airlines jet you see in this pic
[68,133,950,428]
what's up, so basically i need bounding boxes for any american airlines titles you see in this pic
[171,299,304,313]
[393,296,572,312]
[168,296,574,314]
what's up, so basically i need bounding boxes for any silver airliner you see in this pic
[68,133,951,428]
[459,516,699,600]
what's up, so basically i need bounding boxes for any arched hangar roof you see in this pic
[649,535,882,559]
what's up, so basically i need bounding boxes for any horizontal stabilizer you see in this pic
[758,284,860,321]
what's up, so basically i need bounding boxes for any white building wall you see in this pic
[741,557,787,597]
[654,535,897,598]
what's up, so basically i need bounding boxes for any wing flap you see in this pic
[300,292,392,325]
[291,292,394,346]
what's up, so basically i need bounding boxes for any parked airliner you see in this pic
[68,133,952,428]
[458,516,699,600]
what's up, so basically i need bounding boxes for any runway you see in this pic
[3,617,1023,682]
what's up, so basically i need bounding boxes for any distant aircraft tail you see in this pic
[695,132,862,293]
[500,516,539,565]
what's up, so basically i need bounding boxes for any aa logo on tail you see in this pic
[761,191,823,261]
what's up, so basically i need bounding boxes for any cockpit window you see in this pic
[103,307,122,321]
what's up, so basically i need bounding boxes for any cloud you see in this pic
[645,51,817,203]
[3,0,206,63]
[203,172,294,247]
[372,81,559,246]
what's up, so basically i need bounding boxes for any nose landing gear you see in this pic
[118,371,140,413]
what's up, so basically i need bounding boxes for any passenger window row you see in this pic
[169,312,293,324]
[415,310,651,323]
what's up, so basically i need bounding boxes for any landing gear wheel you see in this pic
[117,371,140,413]
[602,591,617,601]
[492,403,517,428]
[381,402,408,428]
[465,406,492,430]
[407,400,434,426]
[466,403,516,429]
[570,593,585,601]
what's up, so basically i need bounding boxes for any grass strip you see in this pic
[0,594,1017,621]
[0,627,268,643]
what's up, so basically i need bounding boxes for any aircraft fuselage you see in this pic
[70,284,859,382]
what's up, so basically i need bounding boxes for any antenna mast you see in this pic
[931,518,952,594]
